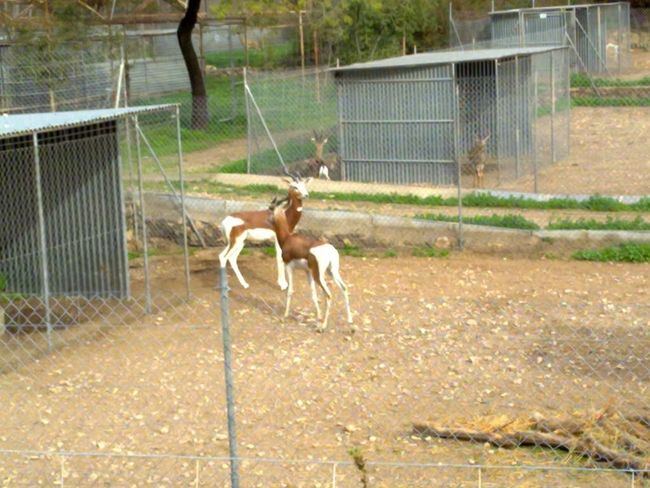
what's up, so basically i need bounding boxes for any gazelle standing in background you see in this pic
[219,173,311,290]
[270,203,352,331]
[468,133,489,188]
[310,130,331,180]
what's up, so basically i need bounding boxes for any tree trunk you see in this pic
[177,0,208,129]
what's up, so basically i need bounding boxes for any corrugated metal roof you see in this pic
[490,1,628,15]
[331,47,565,72]
[0,105,176,138]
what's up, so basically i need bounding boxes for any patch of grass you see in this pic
[412,245,449,258]
[630,197,650,212]
[128,248,160,260]
[310,191,450,207]
[263,246,276,257]
[548,216,650,231]
[239,248,251,256]
[205,41,297,69]
[215,159,247,174]
[571,73,650,88]
[415,213,540,230]
[341,243,365,257]
[572,97,650,107]
[572,243,650,263]
[382,249,397,258]
[244,184,283,194]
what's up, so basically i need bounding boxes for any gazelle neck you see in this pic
[285,191,303,230]
[273,207,292,246]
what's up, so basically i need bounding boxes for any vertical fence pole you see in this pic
[332,462,338,488]
[533,70,539,193]
[452,64,464,250]
[59,455,65,487]
[33,132,52,350]
[550,50,556,163]
[514,55,520,179]
[176,106,191,300]
[477,466,482,487]
[134,116,152,314]
[220,266,240,488]
[298,10,305,80]
[244,67,252,174]
[566,49,571,159]
[494,59,501,185]
[617,3,622,74]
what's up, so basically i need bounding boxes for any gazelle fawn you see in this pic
[218,174,311,290]
[468,134,489,188]
[271,204,352,331]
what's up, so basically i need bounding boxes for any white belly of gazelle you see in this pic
[245,228,276,243]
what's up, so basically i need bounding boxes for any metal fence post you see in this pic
[244,67,252,174]
[550,51,556,163]
[32,132,52,350]
[175,105,192,300]
[533,70,539,193]
[452,64,464,250]
[134,115,152,314]
[515,55,521,179]
[494,59,501,185]
[220,266,240,488]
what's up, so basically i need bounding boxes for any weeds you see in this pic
[573,243,650,263]
[341,244,365,257]
[412,246,450,258]
[348,447,369,488]
[548,216,650,231]
[415,213,540,230]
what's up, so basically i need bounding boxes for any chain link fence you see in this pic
[1,6,649,486]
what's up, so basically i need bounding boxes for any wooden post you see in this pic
[313,27,321,103]
[299,10,305,78]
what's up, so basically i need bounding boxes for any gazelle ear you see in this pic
[323,138,328,144]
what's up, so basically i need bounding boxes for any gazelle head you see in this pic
[282,169,312,200]
[311,130,329,160]
[474,133,490,147]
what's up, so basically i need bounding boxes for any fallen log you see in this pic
[412,424,648,473]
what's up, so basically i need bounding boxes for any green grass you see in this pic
[205,41,297,69]
[571,73,650,88]
[415,213,540,230]
[572,97,650,107]
[151,178,650,215]
[263,246,276,257]
[215,159,247,174]
[573,243,650,263]
[548,216,650,231]
[340,243,365,257]
[382,249,397,258]
[412,246,450,258]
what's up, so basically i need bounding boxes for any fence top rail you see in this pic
[0,104,177,138]
[490,2,630,15]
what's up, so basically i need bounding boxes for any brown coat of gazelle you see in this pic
[218,175,311,290]
[309,130,331,180]
[468,134,490,188]
[271,204,352,331]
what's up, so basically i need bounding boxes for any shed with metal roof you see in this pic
[0,105,176,307]
[331,47,570,186]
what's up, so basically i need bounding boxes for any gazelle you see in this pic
[271,203,352,331]
[218,173,311,290]
[468,133,489,188]
[309,130,331,180]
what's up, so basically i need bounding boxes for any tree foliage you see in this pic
[214,0,450,65]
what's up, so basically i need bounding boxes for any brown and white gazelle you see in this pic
[218,173,311,290]
[309,130,331,180]
[271,203,352,331]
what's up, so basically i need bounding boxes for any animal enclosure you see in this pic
[490,2,632,75]
[331,47,570,186]
[0,105,191,355]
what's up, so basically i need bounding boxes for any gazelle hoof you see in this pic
[241,282,250,289]
[278,282,288,291]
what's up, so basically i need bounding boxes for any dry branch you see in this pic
[412,424,648,473]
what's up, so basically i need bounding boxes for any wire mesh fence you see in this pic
[1,5,649,487]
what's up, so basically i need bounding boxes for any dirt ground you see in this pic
[1,251,647,486]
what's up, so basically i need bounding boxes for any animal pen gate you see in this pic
[332,47,570,187]
[490,3,631,75]
[0,105,195,366]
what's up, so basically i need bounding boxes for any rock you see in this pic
[435,236,451,249]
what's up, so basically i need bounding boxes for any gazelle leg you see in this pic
[284,263,294,318]
[218,235,231,268]
[307,271,321,319]
[316,271,332,332]
[331,269,352,324]
[275,237,288,290]
[227,235,250,289]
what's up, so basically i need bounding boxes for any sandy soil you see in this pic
[1,251,647,486]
